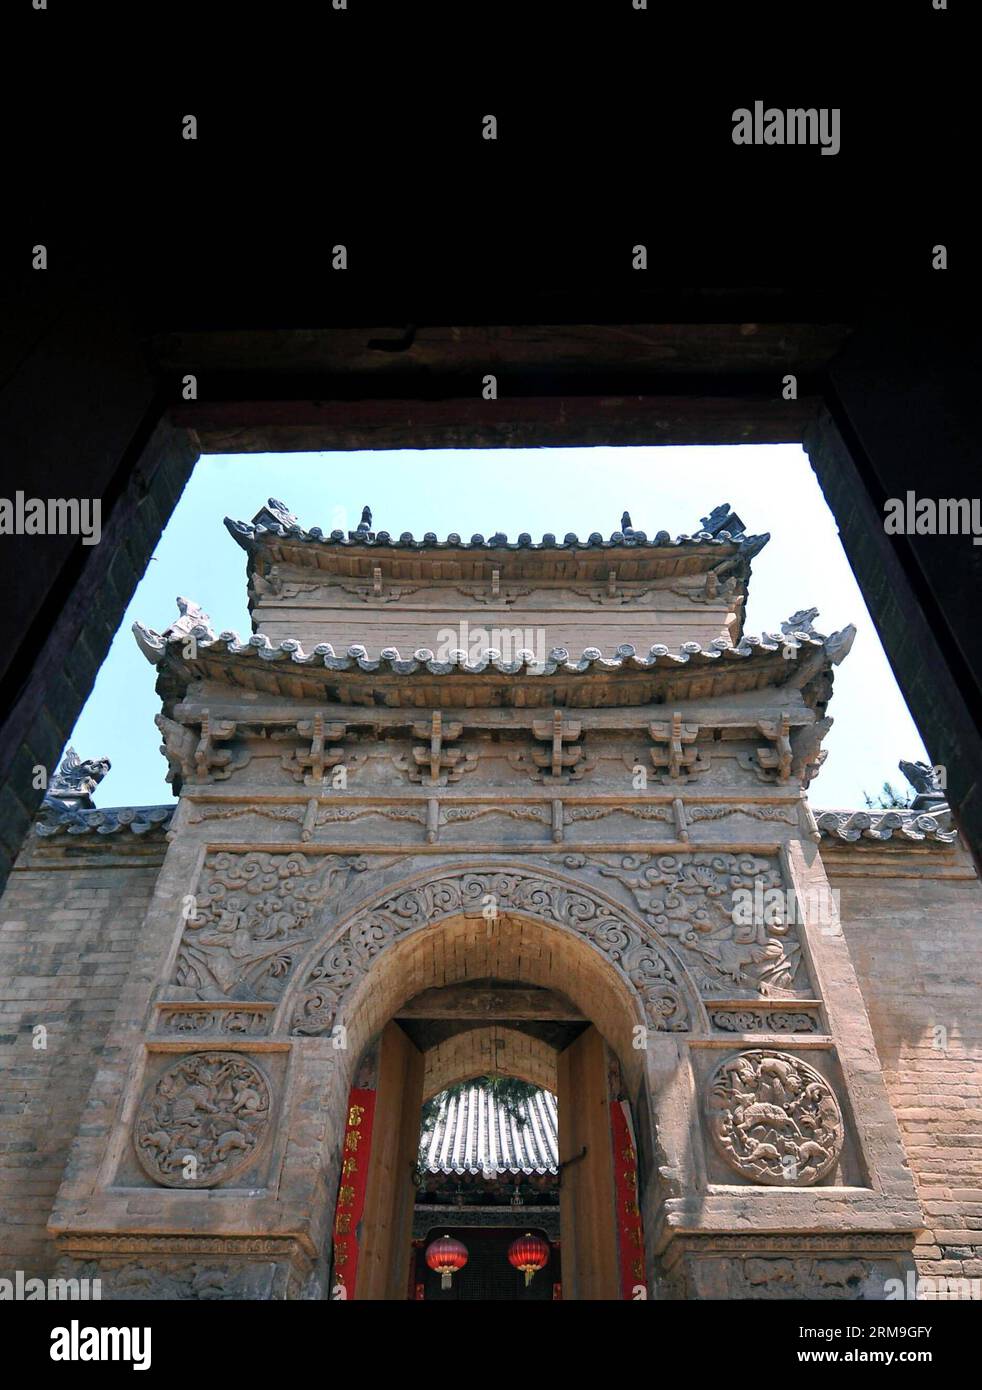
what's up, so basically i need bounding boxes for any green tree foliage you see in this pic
[862,780,912,810]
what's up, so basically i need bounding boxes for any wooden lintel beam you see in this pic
[173,393,816,452]
[395,985,585,1022]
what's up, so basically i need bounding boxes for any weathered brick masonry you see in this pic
[829,837,982,1290]
[0,833,167,1276]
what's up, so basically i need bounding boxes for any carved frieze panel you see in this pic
[707,1004,822,1034]
[156,1006,272,1036]
[175,851,369,1000]
[290,868,691,1037]
[705,1050,845,1186]
[557,852,809,999]
[187,804,425,836]
[685,804,798,827]
[133,1052,272,1188]
[57,1243,308,1300]
[662,1247,906,1301]
[441,805,549,827]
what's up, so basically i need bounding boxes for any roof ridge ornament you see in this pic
[252,498,297,530]
[701,502,747,539]
[42,746,111,812]
[899,758,949,812]
[164,596,214,643]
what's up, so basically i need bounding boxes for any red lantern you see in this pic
[508,1232,550,1287]
[425,1234,468,1290]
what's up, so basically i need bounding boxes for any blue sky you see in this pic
[66,445,927,810]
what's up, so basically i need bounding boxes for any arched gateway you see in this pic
[47,498,922,1299]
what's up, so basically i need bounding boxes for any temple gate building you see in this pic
[1,498,979,1300]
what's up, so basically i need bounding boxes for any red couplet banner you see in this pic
[610,1100,647,1299]
[332,1087,377,1299]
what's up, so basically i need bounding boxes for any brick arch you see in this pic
[421,1026,559,1101]
[281,861,701,1095]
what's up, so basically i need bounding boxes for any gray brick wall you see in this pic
[0,840,164,1276]
[829,845,982,1292]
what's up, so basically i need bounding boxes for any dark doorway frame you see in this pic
[1,289,979,883]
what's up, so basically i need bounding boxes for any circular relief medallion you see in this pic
[133,1052,272,1188]
[705,1050,844,1186]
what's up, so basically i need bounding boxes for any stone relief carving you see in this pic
[157,1007,271,1036]
[686,804,798,825]
[564,805,672,825]
[708,1006,820,1034]
[175,852,369,1000]
[291,868,690,1037]
[58,1256,299,1300]
[133,1053,272,1188]
[705,1050,844,1185]
[675,1255,883,1301]
[187,805,425,832]
[742,1257,875,1297]
[337,581,424,604]
[441,806,548,825]
[557,852,806,998]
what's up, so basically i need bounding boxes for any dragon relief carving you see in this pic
[175,852,369,1001]
[556,852,807,998]
[290,869,690,1037]
[705,1050,845,1186]
[133,1052,272,1188]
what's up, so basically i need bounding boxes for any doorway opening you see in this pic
[326,909,651,1302]
[412,1078,560,1300]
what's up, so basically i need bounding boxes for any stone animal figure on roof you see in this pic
[43,747,111,810]
[899,759,945,799]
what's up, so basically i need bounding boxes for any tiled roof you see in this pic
[133,622,831,676]
[815,808,957,844]
[34,805,176,838]
[224,499,769,558]
[421,1086,558,1176]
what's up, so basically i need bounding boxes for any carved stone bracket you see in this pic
[509,712,595,783]
[194,712,242,782]
[155,711,247,790]
[740,716,793,783]
[649,712,710,782]
[280,714,350,785]
[394,711,478,786]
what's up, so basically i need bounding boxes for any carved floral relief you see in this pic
[290,868,691,1037]
[557,852,809,999]
[133,1053,272,1188]
[705,1049,844,1185]
[174,852,369,1001]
